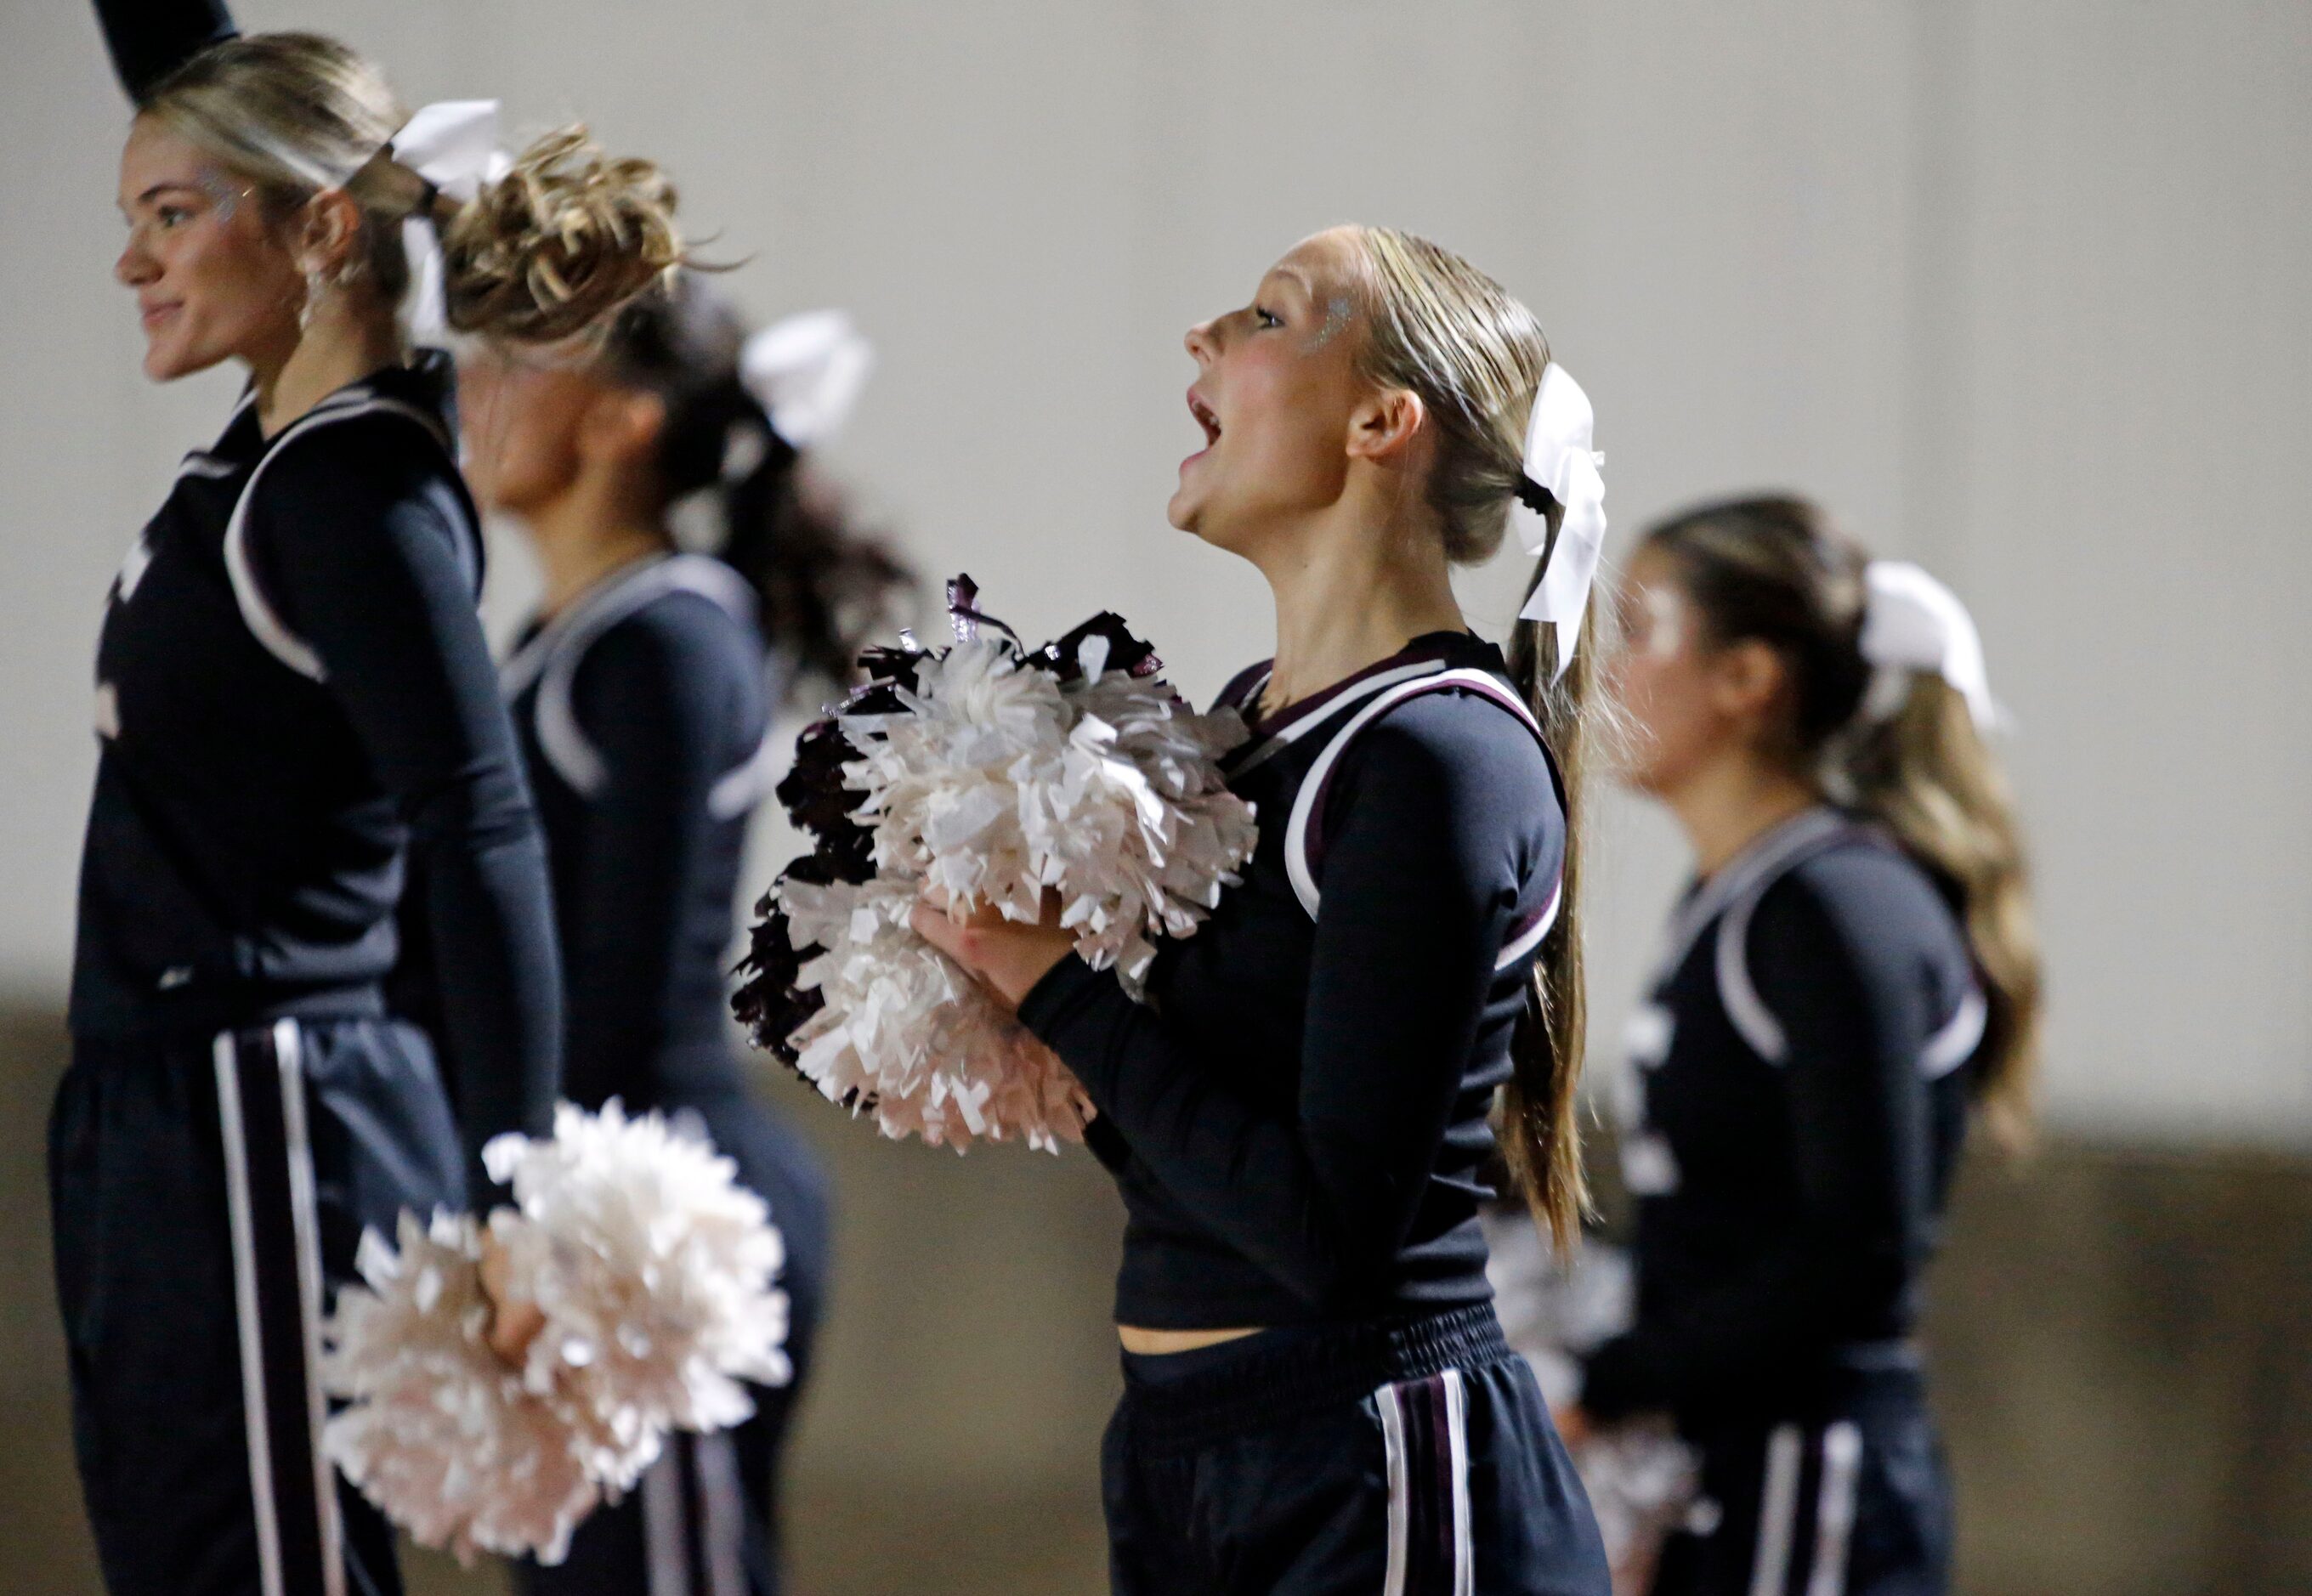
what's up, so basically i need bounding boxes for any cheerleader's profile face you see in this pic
[1171,229,1374,552]
[115,118,308,383]
[456,340,614,518]
[1609,546,1741,796]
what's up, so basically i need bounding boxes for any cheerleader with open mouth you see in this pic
[55,3,683,1591]
[915,226,1614,1595]
[463,274,911,1594]
[1570,496,2041,1595]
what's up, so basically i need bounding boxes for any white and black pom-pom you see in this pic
[734,579,1255,1150]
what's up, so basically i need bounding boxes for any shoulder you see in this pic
[247,401,468,544]
[1338,682,1557,813]
[1723,828,1975,1059]
[578,586,761,702]
[1756,833,1966,965]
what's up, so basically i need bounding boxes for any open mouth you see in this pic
[1187,389,1221,449]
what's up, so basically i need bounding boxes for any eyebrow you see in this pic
[123,181,207,212]
[1270,265,1314,296]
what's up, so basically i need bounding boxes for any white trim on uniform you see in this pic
[502,552,774,814]
[1280,665,1546,920]
[1804,1422,1864,1596]
[695,1430,748,1596]
[1442,1368,1476,1596]
[1377,1382,1412,1596]
[1225,659,1448,778]
[1748,1423,1805,1596]
[273,1022,346,1596]
[1920,988,1988,1079]
[220,393,457,682]
[642,1446,691,1596]
[213,1032,288,1596]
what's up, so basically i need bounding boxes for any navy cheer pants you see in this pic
[1654,1368,1952,1596]
[1103,1305,1610,1596]
[51,1016,466,1596]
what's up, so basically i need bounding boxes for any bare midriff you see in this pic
[1116,1323,1266,1355]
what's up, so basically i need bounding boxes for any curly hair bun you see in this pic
[439,125,683,346]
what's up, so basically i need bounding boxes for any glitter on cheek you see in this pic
[193,167,243,220]
[1641,586,1688,659]
[1303,295,1354,350]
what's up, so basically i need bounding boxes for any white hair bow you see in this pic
[1510,363,1609,680]
[1859,561,1998,729]
[739,310,875,450]
[386,100,511,346]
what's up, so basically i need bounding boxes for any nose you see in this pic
[1183,318,1219,366]
[116,232,156,288]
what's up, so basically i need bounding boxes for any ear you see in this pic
[1346,385,1425,466]
[574,385,668,471]
[1709,637,1794,728]
[295,187,367,278]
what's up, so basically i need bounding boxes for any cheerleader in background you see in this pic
[1569,496,2041,1596]
[916,226,1612,1595]
[56,3,683,1593]
[460,274,911,1594]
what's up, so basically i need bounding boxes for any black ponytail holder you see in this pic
[1513,473,1561,518]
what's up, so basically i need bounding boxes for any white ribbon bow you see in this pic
[1858,561,1998,729]
[739,310,876,450]
[387,100,511,346]
[1510,363,1609,680]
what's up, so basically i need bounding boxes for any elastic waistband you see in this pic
[71,982,387,1044]
[1120,1304,1511,1453]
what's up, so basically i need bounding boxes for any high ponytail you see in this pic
[1505,577,1600,1252]
[1346,225,1595,1250]
[1840,675,2042,1147]
[1646,495,2042,1147]
[144,34,680,349]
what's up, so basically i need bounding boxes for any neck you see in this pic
[1664,754,1824,877]
[252,291,401,438]
[528,477,672,619]
[1251,494,1465,712]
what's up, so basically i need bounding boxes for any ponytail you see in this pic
[434,127,681,346]
[1839,676,2043,1148]
[1504,560,1597,1252]
[595,274,915,703]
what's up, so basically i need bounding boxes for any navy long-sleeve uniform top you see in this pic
[1018,631,1566,1329]
[1582,806,1985,1426]
[499,554,778,1111]
[71,356,563,1182]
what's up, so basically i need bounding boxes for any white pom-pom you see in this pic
[780,874,1092,1150]
[321,1209,598,1565]
[482,1103,793,1491]
[324,1106,793,1564]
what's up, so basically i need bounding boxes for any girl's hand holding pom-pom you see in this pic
[910,884,1076,1010]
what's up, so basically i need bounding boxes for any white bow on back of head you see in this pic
[1508,363,1608,681]
[739,310,875,450]
[386,100,511,346]
[1859,561,1998,729]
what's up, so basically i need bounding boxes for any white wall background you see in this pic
[2,0,2306,1146]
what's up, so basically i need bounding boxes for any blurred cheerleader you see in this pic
[55,3,685,1593]
[460,274,910,1594]
[1570,496,2041,1596]
[915,227,1612,1595]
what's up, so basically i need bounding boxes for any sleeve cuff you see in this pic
[1016,949,1104,1038]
